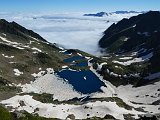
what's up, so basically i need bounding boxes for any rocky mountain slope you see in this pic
[0,17,159,119]
[0,19,69,101]
[94,11,160,119]
[98,11,160,85]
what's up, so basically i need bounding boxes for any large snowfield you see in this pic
[1,95,143,120]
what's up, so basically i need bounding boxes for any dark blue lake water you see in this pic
[63,51,72,55]
[73,61,88,67]
[138,49,153,57]
[64,56,85,63]
[56,70,106,94]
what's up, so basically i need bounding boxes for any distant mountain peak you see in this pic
[112,10,145,14]
[83,11,144,17]
[83,12,108,17]
[0,19,46,42]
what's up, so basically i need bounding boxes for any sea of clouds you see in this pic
[0,12,138,56]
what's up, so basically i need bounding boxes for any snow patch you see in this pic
[0,36,19,45]
[32,47,42,52]
[13,69,23,76]
[119,57,132,60]
[97,62,107,71]
[113,52,153,66]
[123,37,129,42]
[2,54,14,58]
[62,65,68,69]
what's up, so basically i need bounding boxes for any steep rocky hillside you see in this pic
[0,19,74,108]
[0,19,159,120]
[89,11,160,119]
[99,11,160,52]
[97,11,160,87]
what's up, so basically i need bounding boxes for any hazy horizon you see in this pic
[0,0,160,13]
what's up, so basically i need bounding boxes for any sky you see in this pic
[0,0,159,13]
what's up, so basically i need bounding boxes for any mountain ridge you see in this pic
[0,19,47,42]
[97,11,160,87]
[83,11,145,17]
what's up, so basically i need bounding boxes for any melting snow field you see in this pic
[117,82,160,114]
[22,72,83,101]
[113,52,153,66]
[0,34,44,52]
[1,59,160,119]
[1,95,143,120]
